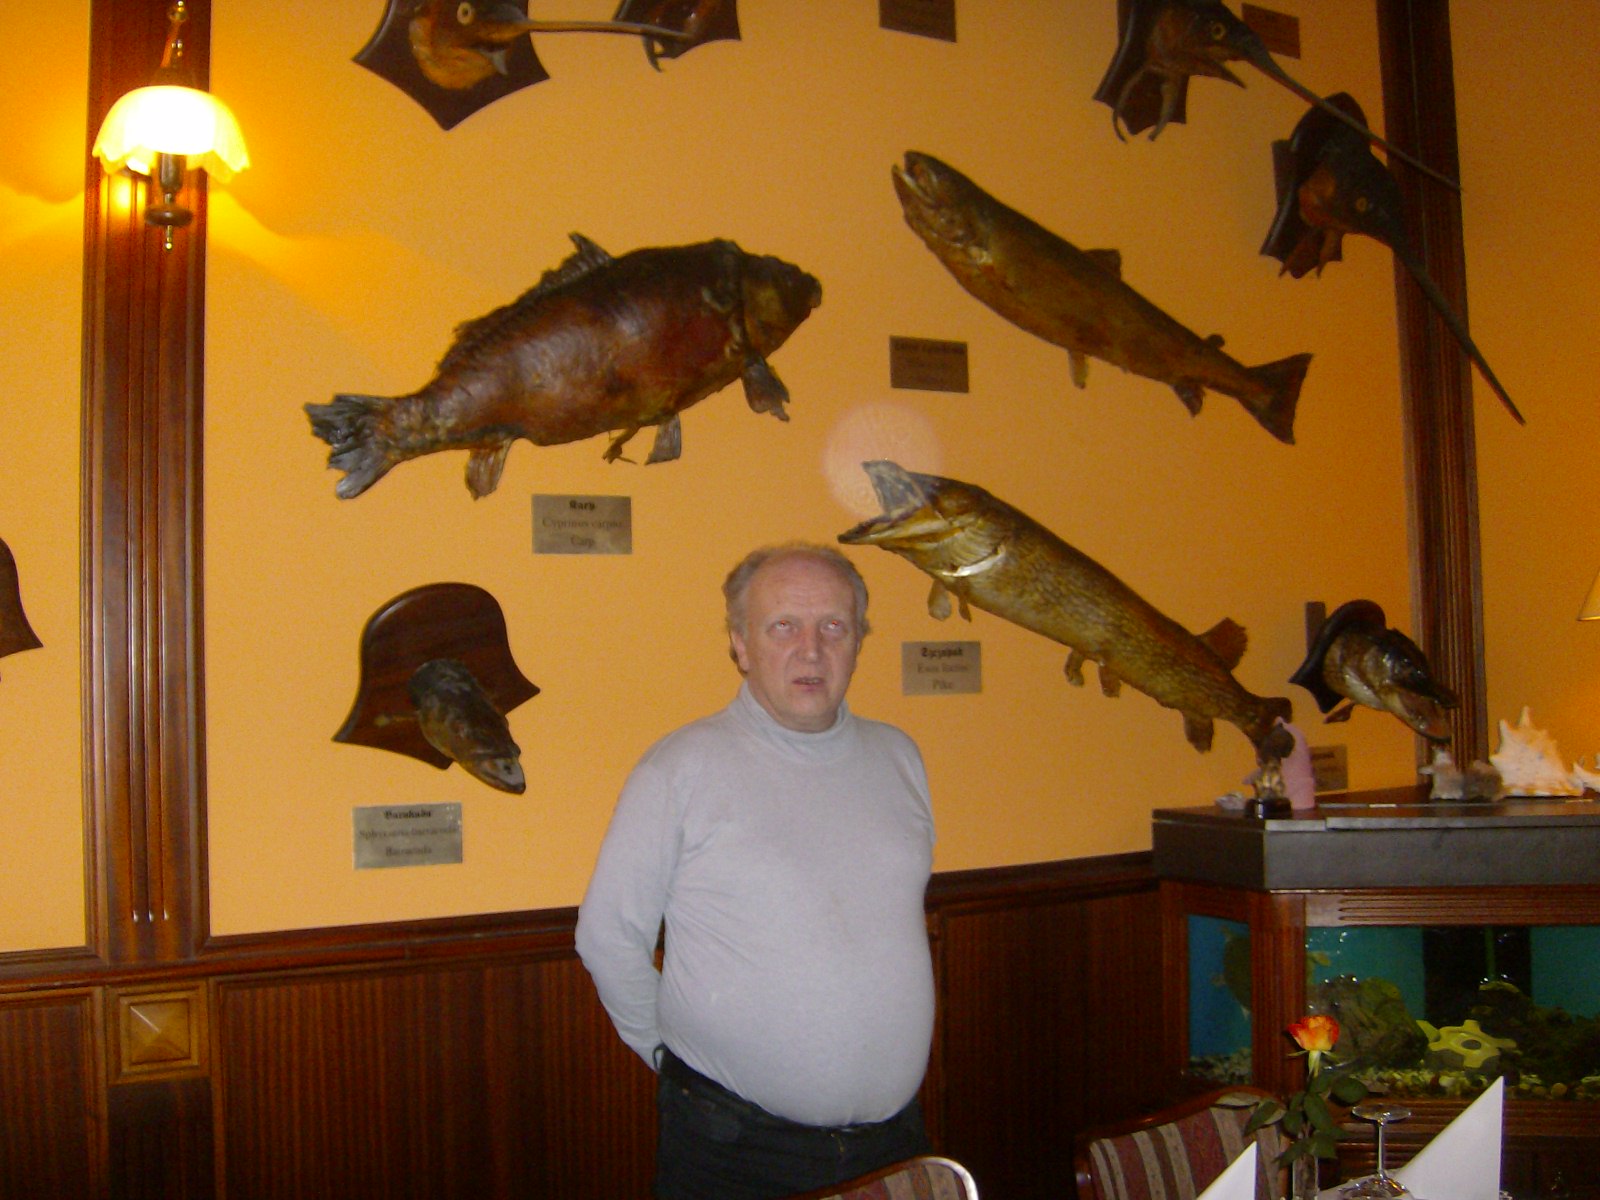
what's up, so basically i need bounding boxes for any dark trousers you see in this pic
[653,1048,931,1200]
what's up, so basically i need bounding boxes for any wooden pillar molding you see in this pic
[1375,0,1490,761]
[82,0,212,967]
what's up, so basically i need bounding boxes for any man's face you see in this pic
[730,556,862,733]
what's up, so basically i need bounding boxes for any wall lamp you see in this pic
[91,1,249,250]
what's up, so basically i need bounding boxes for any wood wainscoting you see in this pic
[0,852,1164,1200]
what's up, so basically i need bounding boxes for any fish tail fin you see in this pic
[305,394,400,499]
[1245,353,1312,445]
[1249,697,1296,758]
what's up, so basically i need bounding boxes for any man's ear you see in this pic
[729,630,750,673]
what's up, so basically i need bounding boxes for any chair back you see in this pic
[1074,1087,1282,1200]
[798,1154,979,1200]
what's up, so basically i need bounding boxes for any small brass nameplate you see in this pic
[534,494,632,555]
[890,336,970,393]
[353,803,463,869]
[902,641,982,695]
[1241,4,1300,58]
[879,0,955,42]
[1310,744,1349,793]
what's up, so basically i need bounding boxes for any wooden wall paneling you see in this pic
[107,1076,214,1200]
[83,0,212,967]
[211,954,657,1200]
[0,990,103,1199]
[1375,0,1488,760]
[930,863,1163,1200]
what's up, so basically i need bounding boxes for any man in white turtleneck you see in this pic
[576,543,937,1200]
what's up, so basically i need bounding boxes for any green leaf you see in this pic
[1245,1101,1285,1132]
[1331,1075,1368,1105]
[1304,1091,1334,1133]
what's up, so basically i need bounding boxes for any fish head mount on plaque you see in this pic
[0,537,43,678]
[838,460,1295,762]
[306,234,820,499]
[890,150,1310,445]
[1261,94,1524,425]
[333,583,539,794]
[1091,0,1456,188]
[1290,599,1458,744]
[354,0,739,129]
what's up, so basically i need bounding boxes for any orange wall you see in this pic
[201,1,1416,933]
[33,1,1594,948]
[1457,6,1600,765]
[0,4,88,952]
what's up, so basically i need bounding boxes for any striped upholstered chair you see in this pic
[793,1155,979,1200]
[1074,1087,1285,1200]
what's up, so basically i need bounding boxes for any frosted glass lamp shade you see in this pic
[92,85,250,182]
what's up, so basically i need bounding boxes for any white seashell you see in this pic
[1489,707,1584,796]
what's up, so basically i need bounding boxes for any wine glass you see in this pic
[1339,1103,1412,1197]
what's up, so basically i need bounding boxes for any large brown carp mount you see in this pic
[1291,599,1457,744]
[1093,0,1456,189]
[839,461,1294,761]
[1261,94,1524,425]
[333,583,539,794]
[354,0,738,130]
[308,234,820,499]
[0,537,42,679]
[893,150,1309,444]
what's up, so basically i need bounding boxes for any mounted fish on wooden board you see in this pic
[333,583,539,794]
[1261,94,1524,425]
[307,235,820,499]
[0,537,42,678]
[839,461,1295,760]
[1092,0,1457,188]
[354,0,738,129]
[892,150,1310,443]
[1290,599,1457,744]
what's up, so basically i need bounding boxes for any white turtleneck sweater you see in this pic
[575,683,935,1127]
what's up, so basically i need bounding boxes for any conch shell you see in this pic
[1489,707,1583,797]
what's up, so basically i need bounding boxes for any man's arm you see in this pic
[575,759,678,1066]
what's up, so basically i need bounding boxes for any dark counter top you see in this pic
[1152,788,1600,889]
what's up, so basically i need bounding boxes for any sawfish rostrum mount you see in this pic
[839,461,1293,759]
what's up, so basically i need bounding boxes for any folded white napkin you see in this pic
[1197,1142,1257,1200]
[1391,1077,1504,1200]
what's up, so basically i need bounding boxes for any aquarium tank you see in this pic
[1187,915,1600,1101]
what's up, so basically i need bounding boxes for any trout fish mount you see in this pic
[839,461,1294,761]
[354,0,738,129]
[893,151,1309,444]
[1093,0,1457,189]
[0,537,42,678]
[1262,94,1524,424]
[333,583,539,794]
[308,234,820,499]
[1290,600,1457,743]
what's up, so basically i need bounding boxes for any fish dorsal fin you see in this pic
[1200,617,1248,669]
[1086,249,1122,278]
[1205,333,1225,349]
[534,233,613,295]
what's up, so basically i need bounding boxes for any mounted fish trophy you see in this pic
[307,234,820,498]
[333,583,539,794]
[1291,599,1458,743]
[1262,94,1525,425]
[839,461,1295,762]
[0,537,42,679]
[892,151,1310,443]
[354,0,739,129]
[1092,0,1457,189]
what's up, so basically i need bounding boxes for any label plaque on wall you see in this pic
[902,641,982,695]
[533,494,633,555]
[879,0,956,42]
[889,336,969,393]
[353,803,463,869]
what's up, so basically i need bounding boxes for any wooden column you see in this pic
[82,0,212,966]
[1375,0,1489,761]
